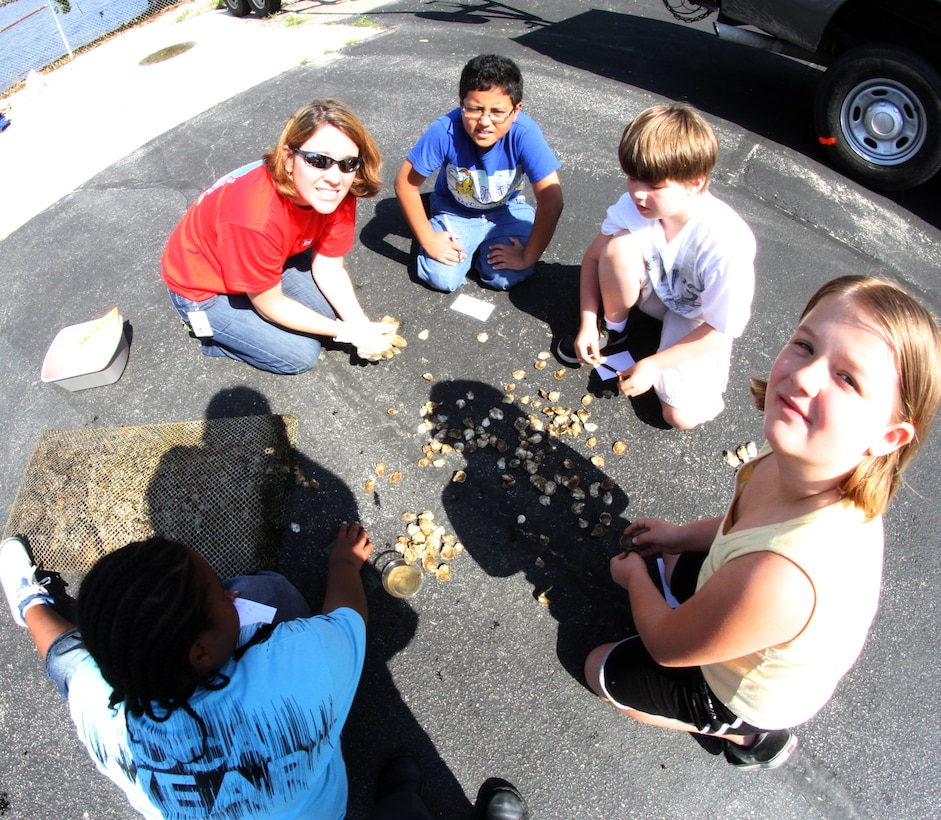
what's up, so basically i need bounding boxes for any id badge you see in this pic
[187,310,214,338]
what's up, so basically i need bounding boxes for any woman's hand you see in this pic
[335,320,406,361]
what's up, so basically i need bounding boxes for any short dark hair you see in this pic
[459,54,523,106]
[77,538,217,719]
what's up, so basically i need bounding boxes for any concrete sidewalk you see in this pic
[0,0,388,240]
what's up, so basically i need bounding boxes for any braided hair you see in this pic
[77,537,226,720]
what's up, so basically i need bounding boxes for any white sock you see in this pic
[604,316,628,333]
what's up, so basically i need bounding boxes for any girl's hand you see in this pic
[610,549,645,590]
[621,518,684,557]
[329,521,373,569]
[426,229,466,266]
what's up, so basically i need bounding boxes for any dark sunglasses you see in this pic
[291,147,362,174]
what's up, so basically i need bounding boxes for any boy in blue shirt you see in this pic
[395,54,563,292]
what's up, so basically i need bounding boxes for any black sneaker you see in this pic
[724,730,798,770]
[552,321,630,367]
[598,318,630,352]
[476,778,529,820]
[551,333,581,366]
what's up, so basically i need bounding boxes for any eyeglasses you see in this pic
[291,148,362,174]
[460,105,517,125]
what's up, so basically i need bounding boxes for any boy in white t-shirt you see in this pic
[553,103,756,429]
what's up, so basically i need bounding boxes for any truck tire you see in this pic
[814,44,941,191]
[224,0,251,17]
[249,0,281,17]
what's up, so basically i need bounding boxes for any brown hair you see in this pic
[263,99,382,200]
[618,103,718,191]
[750,275,941,519]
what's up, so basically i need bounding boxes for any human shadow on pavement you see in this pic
[146,387,468,819]
[430,379,635,685]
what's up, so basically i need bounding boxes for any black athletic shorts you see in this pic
[598,552,767,736]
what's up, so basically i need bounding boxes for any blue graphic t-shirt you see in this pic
[407,109,560,216]
[66,608,366,819]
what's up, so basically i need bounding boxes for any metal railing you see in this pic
[0,0,181,94]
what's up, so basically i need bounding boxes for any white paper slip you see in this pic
[235,597,277,626]
[595,349,636,379]
[450,294,495,322]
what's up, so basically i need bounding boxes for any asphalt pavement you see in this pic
[2,1,940,818]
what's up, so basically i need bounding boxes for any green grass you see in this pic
[284,14,304,27]
[332,15,381,28]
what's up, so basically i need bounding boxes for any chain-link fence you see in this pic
[0,0,181,95]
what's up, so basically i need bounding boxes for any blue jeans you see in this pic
[45,571,311,700]
[168,251,337,374]
[417,193,536,292]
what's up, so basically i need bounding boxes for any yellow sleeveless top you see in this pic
[698,453,883,729]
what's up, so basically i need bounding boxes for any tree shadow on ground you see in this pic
[514,9,941,228]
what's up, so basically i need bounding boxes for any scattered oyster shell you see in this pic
[477,332,489,342]
[723,449,742,468]
[418,328,430,340]
[612,441,627,455]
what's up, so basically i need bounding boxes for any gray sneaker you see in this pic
[724,730,798,770]
[0,537,53,627]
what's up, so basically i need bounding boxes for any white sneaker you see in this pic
[0,537,52,627]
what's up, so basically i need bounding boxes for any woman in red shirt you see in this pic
[162,99,398,373]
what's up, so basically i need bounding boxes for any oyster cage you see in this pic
[3,415,298,578]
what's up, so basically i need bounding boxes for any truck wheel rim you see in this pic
[840,80,926,167]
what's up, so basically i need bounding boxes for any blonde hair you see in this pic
[618,103,718,191]
[751,275,941,519]
[263,99,382,201]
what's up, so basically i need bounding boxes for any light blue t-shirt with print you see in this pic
[408,108,560,216]
[65,608,366,819]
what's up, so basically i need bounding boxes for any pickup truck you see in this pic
[664,1,941,190]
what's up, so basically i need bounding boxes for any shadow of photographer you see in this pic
[145,386,469,818]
